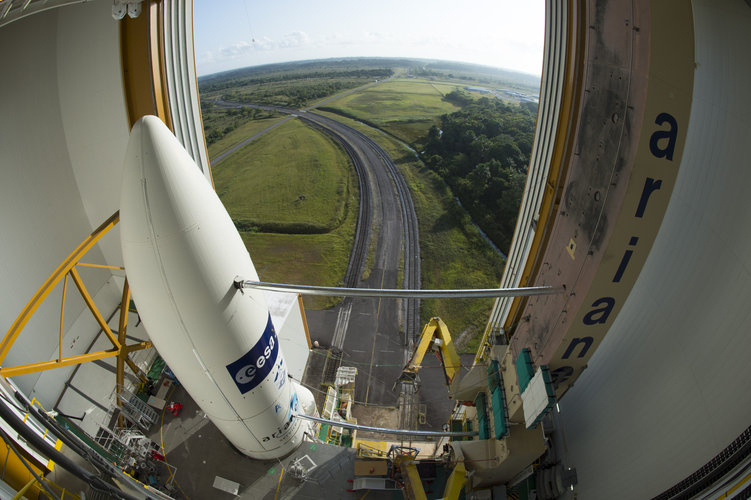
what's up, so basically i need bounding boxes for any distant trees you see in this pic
[233,80,359,108]
[199,68,393,93]
[421,97,537,252]
[202,105,277,146]
[443,89,474,107]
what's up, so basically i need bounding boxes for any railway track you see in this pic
[213,101,420,339]
[301,111,421,341]
[298,111,423,431]
[213,100,423,413]
[299,120,371,290]
[210,101,420,336]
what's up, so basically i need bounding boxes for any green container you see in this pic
[491,387,508,439]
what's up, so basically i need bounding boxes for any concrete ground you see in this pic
[145,382,398,500]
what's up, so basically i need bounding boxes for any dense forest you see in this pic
[421,90,538,252]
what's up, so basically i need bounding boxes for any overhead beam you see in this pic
[236,280,564,299]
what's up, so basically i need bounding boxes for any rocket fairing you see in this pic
[119,116,308,459]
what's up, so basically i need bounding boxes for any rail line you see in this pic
[300,119,372,289]
[302,111,422,341]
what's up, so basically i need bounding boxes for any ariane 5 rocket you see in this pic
[119,116,309,459]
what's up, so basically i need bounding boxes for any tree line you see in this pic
[202,105,277,146]
[421,90,538,252]
[227,80,361,108]
[200,68,393,93]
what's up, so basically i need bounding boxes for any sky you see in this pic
[194,0,545,77]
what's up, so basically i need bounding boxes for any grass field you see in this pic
[208,117,357,311]
[207,116,283,159]
[319,78,463,144]
[242,225,355,311]
[212,118,353,233]
[315,110,505,350]
[201,62,529,329]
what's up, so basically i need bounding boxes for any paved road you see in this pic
[210,115,293,166]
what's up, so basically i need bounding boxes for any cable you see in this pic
[0,388,141,500]
[5,391,107,478]
[0,427,60,500]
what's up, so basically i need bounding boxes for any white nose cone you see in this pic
[120,116,305,459]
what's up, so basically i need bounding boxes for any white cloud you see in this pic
[278,31,311,49]
[197,50,215,64]
[219,40,254,59]
[252,36,277,52]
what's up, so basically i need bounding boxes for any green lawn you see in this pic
[207,117,357,311]
[241,221,355,311]
[212,118,353,233]
[207,116,284,159]
[319,79,463,144]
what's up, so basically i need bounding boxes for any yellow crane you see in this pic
[398,317,463,389]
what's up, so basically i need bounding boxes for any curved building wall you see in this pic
[0,2,128,402]
[559,0,751,497]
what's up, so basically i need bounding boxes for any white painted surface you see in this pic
[0,5,123,401]
[560,1,751,497]
[57,1,130,266]
[212,475,240,495]
[266,291,311,381]
[120,117,304,459]
[521,368,551,429]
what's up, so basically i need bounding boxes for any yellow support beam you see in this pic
[12,477,38,500]
[122,341,153,354]
[1,350,119,378]
[0,341,152,378]
[59,274,67,363]
[394,455,427,500]
[76,262,125,271]
[0,211,120,365]
[442,462,467,500]
[117,281,130,409]
[69,267,121,350]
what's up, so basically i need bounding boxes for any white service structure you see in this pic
[119,116,310,459]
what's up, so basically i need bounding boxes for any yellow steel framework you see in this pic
[0,211,151,393]
[400,318,462,387]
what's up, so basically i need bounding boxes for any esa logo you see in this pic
[225,315,279,394]
[234,335,275,384]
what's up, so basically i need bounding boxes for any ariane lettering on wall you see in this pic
[551,112,679,388]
